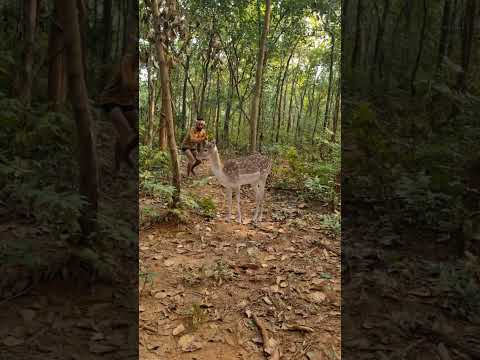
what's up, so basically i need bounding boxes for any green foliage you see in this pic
[194,195,217,219]
[179,192,217,219]
[318,212,341,235]
[140,205,163,227]
[139,145,170,173]
[268,142,340,206]
[140,170,176,200]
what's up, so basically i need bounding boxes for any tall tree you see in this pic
[249,0,272,153]
[150,0,182,206]
[48,2,67,111]
[56,0,99,239]
[102,0,113,62]
[17,0,38,106]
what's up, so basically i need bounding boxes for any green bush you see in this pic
[139,145,169,173]
[270,142,340,204]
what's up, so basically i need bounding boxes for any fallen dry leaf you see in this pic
[172,324,186,336]
[178,334,203,352]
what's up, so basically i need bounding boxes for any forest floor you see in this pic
[139,161,341,360]
[0,118,138,359]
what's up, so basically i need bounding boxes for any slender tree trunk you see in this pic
[18,0,38,106]
[236,101,243,146]
[199,32,214,117]
[323,31,335,129]
[152,1,181,206]
[224,68,233,147]
[204,74,212,123]
[436,0,451,74]
[295,79,309,143]
[257,81,264,147]
[102,0,112,62]
[270,68,283,142]
[287,75,297,135]
[158,75,167,151]
[372,0,390,82]
[457,0,476,90]
[306,83,316,136]
[331,80,340,142]
[410,0,427,95]
[48,2,67,111]
[146,53,155,148]
[77,0,88,88]
[249,0,271,153]
[181,54,190,132]
[311,91,322,144]
[57,0,98,239]
[276,47,295,142]
[215,71,220,144]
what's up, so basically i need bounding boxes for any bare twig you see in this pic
[249,312,281,360]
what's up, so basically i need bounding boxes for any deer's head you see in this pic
[197,141,217,160]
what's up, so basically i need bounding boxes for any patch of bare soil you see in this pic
[139,163,341,359]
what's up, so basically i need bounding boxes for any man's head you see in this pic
[196,118,205,130]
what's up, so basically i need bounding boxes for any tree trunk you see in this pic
[158,77,168,151]
[436,0,451,74]
[457,0,476,90]
[248,0,271,153]
[331,80,340,142]
[18,0,38,106]
[102,0,112,62]
[57,0,98,239]
[199,31,214,117]
[146,53,155,148]
[276,46,295,142]
[181,54,190,132]
[77,0,88,88]
[270,67,283,142]
[215,71,220,145]
[224,68,233,147]
[287,75,297,135]
[323,31,335,129]
[236,101,243,146]
[410,0,427,95]
[295,79,309,143]
[123,0,138,55]
[311,90,322,144]
[48,2,67,111]
[152,0,181,206]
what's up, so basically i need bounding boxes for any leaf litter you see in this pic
[139,164,341,359]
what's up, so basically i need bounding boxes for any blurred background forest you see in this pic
[343,0,480,358]
[0,0,138,286]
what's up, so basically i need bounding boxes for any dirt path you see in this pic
[139,163,341,360]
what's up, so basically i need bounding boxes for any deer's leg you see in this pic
[225,187,232,222]
[257,179,267,222]
[253,182,262,223]
[235,186,242,224]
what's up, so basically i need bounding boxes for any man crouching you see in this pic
[181,118,207,177]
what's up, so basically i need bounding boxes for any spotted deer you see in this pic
[196,141,272,224]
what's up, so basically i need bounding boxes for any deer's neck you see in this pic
[209,150,229,184]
